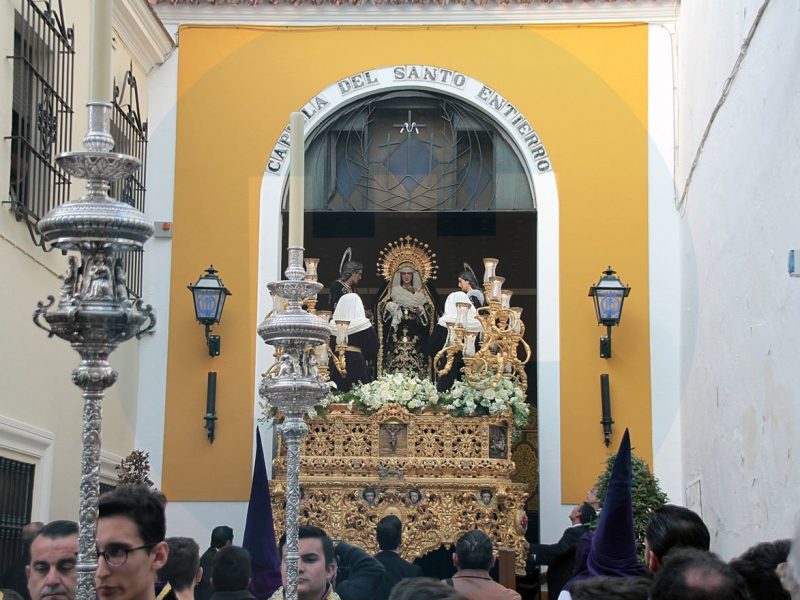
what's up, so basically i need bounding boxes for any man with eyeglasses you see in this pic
[96,485,169,600]
[25,520,78,600]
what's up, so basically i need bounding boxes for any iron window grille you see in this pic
[111,65,148,298]
[6,0,74,250]
[99,481,117,496]
[0,456,35,575]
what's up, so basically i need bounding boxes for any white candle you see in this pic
[89,0,112,103]
[289,112,305,248]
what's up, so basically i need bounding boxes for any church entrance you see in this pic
[264,78,551,568]
[280,88,539,402]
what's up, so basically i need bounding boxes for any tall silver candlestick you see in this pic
[258,246,329,600]
[33,101,155,600]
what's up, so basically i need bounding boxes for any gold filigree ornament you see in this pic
[271,403,531,574]
[377,236,438,283]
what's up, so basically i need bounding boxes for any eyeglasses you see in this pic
[97,543,156,567]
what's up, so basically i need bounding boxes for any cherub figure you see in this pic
[407,488,423,506]
[362,487,378,506]
[59,256,80,304]
[114,259,129,302]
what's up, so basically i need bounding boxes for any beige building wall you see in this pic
[0,0,172,521]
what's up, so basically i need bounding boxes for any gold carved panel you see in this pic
[272,404,531,574]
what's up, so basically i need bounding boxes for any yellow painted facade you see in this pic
[163,24,651,503]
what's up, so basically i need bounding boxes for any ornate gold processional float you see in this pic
[266,236,534,574]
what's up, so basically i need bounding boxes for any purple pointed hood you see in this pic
[564,429,645,590]
[586,429,646,578]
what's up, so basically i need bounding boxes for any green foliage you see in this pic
[594,449,668,561]
[116,449,154,487]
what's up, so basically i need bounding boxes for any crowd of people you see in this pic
[525,430,799,600]
[0,485,516,600]
[2,470,800,600]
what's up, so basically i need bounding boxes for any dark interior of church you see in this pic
[281,209,538,392]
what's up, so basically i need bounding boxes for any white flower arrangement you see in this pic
[444,376,530,429]
[260,372,529,432]
[347,372,441,415]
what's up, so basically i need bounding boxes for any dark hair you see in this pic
[211,546,251,592]
[34,520,78,542]
[341,261,363,280]
[159,537,200,592]
[279,525,334,566]
[455,530,493,571]
[458,271,479,290]
[210,526,234,549]
[377,515,402,551]
[646,505,710,560]
[388,578,467,600]
[571,576,651,600]
[650,548,749,600]
[22,522,45,545]
[29,520,77,563]
[98,484,166,545]
[730,539,791,600]
[578,503,597,525]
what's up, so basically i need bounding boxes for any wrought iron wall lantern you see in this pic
[188,265,231,444]
[588,266,631,359]
[188,265,231,357]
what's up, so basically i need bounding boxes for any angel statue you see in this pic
[374,236,439,379]
[328,246,363,313]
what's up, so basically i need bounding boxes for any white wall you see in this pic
[648,23,683,506]
[136,28,179,487]
[678,0,800,559]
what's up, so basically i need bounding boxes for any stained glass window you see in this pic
[304,91,533,212]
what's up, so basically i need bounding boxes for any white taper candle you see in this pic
[288,112,305,248]
[89,0,112,103]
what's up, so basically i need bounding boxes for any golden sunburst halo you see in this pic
[377,235,438,283]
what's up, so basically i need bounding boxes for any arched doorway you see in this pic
[257,66,562,544]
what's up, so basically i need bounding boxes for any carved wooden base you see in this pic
[271,404,530,574]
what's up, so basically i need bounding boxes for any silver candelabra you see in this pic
[258,247,329,600]
[32,101,155,600]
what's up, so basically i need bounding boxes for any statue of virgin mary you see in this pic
[374,236,439,378]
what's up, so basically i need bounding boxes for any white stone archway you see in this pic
[256,65,563,538]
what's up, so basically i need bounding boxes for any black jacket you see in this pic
[528,524,590,598]
[195,547,217,600]
[333,542,384,600]
[373,550,424,600]
[328,328,379,392]
[210,590,255,600]
[0,552,31,600]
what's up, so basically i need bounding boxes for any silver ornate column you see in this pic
[32,101,155,600]
[258,247,329,600]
